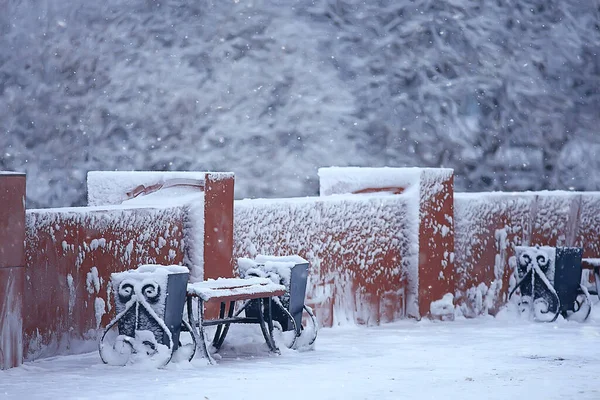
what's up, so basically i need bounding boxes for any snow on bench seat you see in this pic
[187,277,286,303]
[582,258,600,269]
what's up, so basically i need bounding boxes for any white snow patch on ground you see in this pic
[2,316,600,399]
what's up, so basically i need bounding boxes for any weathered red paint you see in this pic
[24,207,187,359]
[20,172,237,359]
[203,173,235,281]
[201,173,235,318]
[0,173,26,268]
[454,192,600,315]
[575,194,600,259]
[233,195,410,327]
[418,170,455,318]
[9,167,600,367]
[454,194,535,315]
[0,173,26,370]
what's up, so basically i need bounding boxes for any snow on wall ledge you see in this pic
[318,166,423,196]
[233,193,419,327]
[24,205,188,361]
[454,191,600,317]
[87,171,233,206]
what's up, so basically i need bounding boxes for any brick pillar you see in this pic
[202,173,235,280]
[417,169,455,318]
[0,172,26,369]
[317,167,456,319]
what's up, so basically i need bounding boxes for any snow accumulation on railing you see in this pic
[318,166,452,197]
[87,171,233,206]
[0,171,26,175]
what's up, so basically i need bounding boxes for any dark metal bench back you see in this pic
[246,262,309,334]
[114,271,188,350]
[287,263,309,334]
[163,272,189,349]
[554,247,583,314]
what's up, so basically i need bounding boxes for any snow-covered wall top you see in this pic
[0,171,25,175]
[318,167,453,196]
[87,171,232,206]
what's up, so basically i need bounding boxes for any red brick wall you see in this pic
[8,167,600,367]
[233,195,414,327]
[454,192,600,316]
[233,168,456,325]
[21,172,236,359]
[417,169,455,318]
[24,206,187,359]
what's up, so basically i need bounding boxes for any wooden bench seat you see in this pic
[581,258,600,299]
[187,277,286,303]
[184,277,287,364]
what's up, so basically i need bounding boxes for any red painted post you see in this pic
[0,172,26,370]
[203,173,235,281]
[417,169,455,319]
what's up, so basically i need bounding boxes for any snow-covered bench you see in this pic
[238,255,318,348]
[185,277,287,364]
[510,247,597,322]
[581,258,600,301]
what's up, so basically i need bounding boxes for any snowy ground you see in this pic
[2,313,600,400]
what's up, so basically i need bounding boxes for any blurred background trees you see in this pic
[1,0,599,208]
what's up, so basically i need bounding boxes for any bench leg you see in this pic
[212,302,227,348]
[593,267,600,300]
[213,301,235,351]
[258,297,280,354]
[187,297,214,364]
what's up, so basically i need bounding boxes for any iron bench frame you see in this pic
[184,282,291,364]
[581,259,600,301]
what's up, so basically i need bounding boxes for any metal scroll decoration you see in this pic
[99,278,176,367]
[510,247,561,322]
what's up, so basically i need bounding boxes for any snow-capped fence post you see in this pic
[0,172,26,370]
[202,172,235,282]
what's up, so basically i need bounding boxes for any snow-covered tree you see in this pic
[1,0,598,208]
